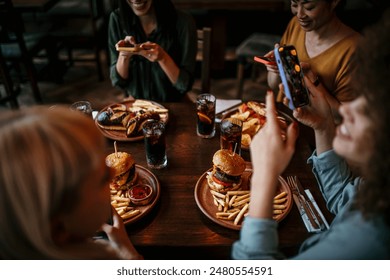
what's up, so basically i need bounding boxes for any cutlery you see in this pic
[286,176,322,232]
[286,176,316,232]
[290,188,313,232]
[294,177,326,231]
[304,189,330,230]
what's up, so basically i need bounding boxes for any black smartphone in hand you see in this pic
[274,45,310,110]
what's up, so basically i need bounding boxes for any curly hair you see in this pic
[352,9,390,225]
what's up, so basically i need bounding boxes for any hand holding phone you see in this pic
[254,55,276,66]
[116,41,140,52]
[274,45,309,110]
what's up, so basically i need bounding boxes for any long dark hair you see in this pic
[353,9,390,225]
[117,0,177,45]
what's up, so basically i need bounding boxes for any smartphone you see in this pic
[274,45,309,110]
[116,41,140,52]
[253,55,276,66]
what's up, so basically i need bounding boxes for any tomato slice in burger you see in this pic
[212,175,232,187]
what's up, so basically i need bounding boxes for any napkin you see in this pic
[216,99,242,115]
[215,99,242,123]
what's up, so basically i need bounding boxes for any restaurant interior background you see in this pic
[0,0,389,261]
[0,0,386,111]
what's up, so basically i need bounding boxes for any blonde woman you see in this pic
[0,106,142,259]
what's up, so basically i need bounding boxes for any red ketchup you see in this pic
[130,185,151,200]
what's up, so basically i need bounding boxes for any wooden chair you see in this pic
[46,0,109,81]
[186,27,212,103]
[0,0,47,107]
[197,27,212,94]
[235,33,281,99]
[0,50,19,108]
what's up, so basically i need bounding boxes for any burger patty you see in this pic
[112,164,136,189]
[213,167,241,184]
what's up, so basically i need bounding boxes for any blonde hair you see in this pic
[0,106,118,259]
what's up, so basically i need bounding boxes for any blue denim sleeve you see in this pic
[308,150,360,215]
[231,216,285,259]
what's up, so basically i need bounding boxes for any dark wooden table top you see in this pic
[103,101,333,260]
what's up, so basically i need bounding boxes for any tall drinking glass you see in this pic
[220,117,243,155]
[142,120,168,169]
[70,101,93,118]
[196,93,216,138]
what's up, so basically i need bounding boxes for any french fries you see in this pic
[110,187,142,221]
[210,189,288,226]
[130,99,169,113]
[230,101,287,148]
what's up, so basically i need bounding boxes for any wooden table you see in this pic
[12,0,59,12]
[104,101,333,260]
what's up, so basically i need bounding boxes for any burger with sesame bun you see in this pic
[206,149,246,193]
[105,152,137,190]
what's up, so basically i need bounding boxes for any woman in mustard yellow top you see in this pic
[266,0,361,111]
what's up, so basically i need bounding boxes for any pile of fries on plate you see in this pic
[210,189,288,225]
[110,188,141,221]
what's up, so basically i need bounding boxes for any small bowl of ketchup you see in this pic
[128,184,154,206]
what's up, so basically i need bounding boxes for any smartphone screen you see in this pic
[253,56,276,66]
[274,45,309,110]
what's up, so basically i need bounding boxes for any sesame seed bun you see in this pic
[105,152,135,177]
[207,149,246,193]
[212,149,246,176]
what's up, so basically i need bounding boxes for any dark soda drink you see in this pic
[220,118,243,155]
[142,120,167,169]
[196,94,216,138]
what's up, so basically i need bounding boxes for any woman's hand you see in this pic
[100,207,143,260]
[292,63,336,131]
[251,91,299,179]
[293,82,333,131]
[249,91,299,218]
[291,64,336,154]
[264,48,279,74]
[139,41,166,62]
[116,36,138,58]
[116,37,166,62]
[139,41,179,84]
[266,44,282,93]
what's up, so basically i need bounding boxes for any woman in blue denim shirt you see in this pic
[232,9,390,260]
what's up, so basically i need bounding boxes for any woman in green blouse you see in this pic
[108,0,197,102]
